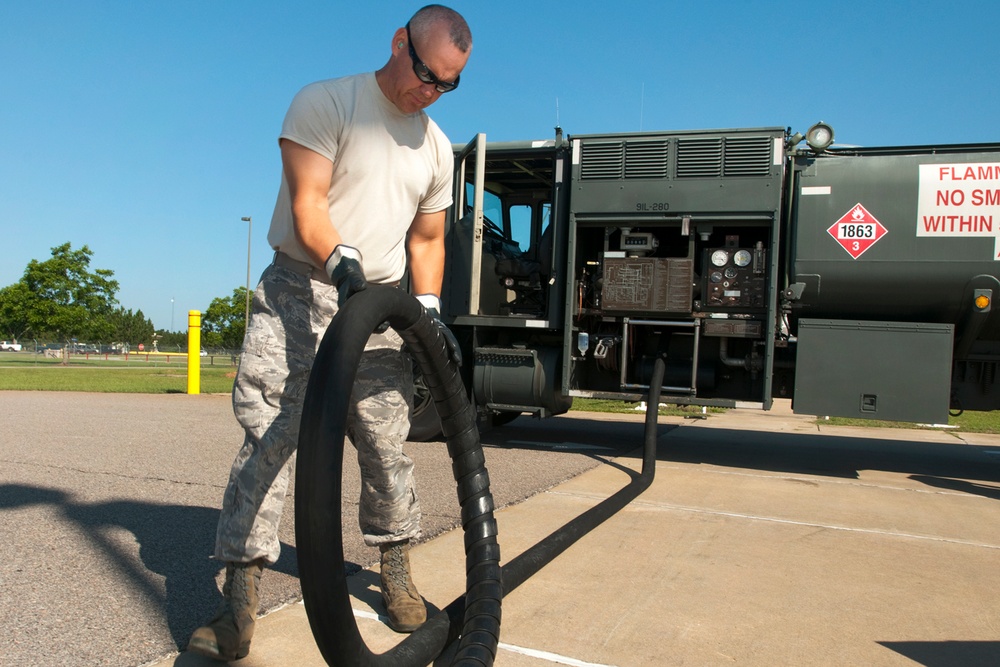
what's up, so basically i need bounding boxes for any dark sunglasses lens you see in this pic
[435,76,459,93]
[410,61,429,83]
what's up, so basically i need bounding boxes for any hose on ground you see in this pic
[295,286,502,667]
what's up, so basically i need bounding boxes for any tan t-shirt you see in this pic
[266,72,454,284]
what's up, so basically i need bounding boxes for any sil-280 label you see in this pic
[635,202,670,211]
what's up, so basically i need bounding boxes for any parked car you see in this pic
[0,341,22,352]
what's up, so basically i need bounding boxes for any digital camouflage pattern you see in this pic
[215,262,419,565]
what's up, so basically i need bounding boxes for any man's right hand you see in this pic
[325,245,367,308]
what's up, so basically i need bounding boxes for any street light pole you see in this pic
[241,216,252,333]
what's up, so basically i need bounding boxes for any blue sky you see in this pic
[2,1,998,331]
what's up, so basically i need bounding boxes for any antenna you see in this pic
[639,83,645,131]
[555,97,560,128]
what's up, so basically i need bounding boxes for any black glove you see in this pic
[325,245,367,308]
[415,293,462,366]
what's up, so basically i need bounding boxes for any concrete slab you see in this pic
[151,403,1000,667]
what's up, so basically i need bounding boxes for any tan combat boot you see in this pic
[187,559,265,661]
[379,540,427,632]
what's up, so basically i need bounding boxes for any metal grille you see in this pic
[724,136,773,176]
[624,140,669,179]
[583,134,773,180]
[580,141,624,179]
[676,137,723,177]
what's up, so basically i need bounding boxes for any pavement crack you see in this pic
[0,457,226,489]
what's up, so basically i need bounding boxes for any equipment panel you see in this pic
[601,257,693,313]
[701,243,767,311]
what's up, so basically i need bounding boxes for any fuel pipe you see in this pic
[296,286,665,666]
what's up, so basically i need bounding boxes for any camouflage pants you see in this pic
[214,261,419,565]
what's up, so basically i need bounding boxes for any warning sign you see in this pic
[827,203,887,259]
[917,162,1000,259]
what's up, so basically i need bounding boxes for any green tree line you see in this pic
[0,242,248,351]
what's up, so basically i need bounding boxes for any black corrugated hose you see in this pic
[296,285,666,666]
[295,286,502,666]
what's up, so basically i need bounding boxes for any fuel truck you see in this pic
[406,123,1000,439]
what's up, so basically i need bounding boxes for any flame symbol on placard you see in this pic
[852,205,865,221]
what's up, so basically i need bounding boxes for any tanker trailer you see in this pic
[785,141,1000,423]
[411,127,1000,441]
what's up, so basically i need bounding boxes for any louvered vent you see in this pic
[624,140,669,179]
[676,137,723,178]
[724,136,772,176]
[580,141,624,179]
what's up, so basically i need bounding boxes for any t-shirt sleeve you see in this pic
[278,82,342,162]
[418,126,455,214]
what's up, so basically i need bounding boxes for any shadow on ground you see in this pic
[0,483,321,650]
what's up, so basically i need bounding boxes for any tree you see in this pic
[203,287,249,351]
[0,282,34,341]
[0,243,120,341]
[110,307,155,347]
[157,329,188,351]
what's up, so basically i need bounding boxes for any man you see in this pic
[188,5,472,661]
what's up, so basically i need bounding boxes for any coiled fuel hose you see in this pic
[296,286,666,666]
[296,286,502,667]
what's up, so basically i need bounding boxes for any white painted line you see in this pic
[352,608,384,622]
[350,608,618,666]
[548,492,1000,551]
[497,642,618,667]
[649,463,997,500]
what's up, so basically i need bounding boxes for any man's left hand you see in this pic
[415,294,462,366]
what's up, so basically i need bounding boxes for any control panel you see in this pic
[701,241,767,311]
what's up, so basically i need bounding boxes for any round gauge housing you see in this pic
[724,267,738,279]
[711,250,729,267]
[709,271,723,283]
[733,249,752,267]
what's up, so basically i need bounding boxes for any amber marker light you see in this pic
[975,294,991,310]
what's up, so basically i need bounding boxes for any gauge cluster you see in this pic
[702,244,767,311]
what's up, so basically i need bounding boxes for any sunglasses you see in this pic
[405,23,460,93]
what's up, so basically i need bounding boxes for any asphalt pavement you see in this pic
[2,391,999,666]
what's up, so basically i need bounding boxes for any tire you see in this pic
[408,356,444,441]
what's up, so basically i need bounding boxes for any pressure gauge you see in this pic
[733,249,752,267]
[710,250,729,267]
[709,271,723,283]
[724,266,738,279]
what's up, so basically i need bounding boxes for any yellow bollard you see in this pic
[187,310,201,395]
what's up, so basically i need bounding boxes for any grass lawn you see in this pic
[820,412,1000,435]
[563,399,1000,435]
[3,353,999,433]
[0,353,237,394]
[572,397,725,418]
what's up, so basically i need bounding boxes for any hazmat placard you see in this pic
[827,203,887,259]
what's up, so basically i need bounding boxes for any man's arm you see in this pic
[408,208,461,365]
[280,138,342,267]
[407,209,446,296]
